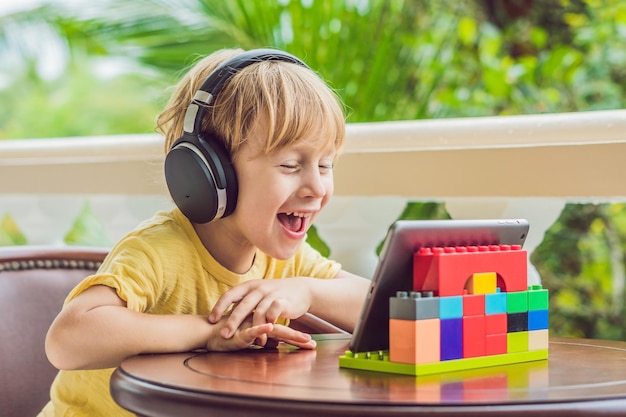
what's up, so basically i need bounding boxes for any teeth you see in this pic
[285,212,309,217]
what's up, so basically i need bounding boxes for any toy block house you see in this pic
[340,244,549,376]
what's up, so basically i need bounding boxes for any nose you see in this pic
[300,166,330,199]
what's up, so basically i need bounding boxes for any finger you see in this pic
[269,325,316,349]
[253,333,268,347]
[221,292,264,338]
[209,285,248,323]
[281,337,317,350]
[239,323,273,348]
[252,297,280,328]
[264,298,288,324]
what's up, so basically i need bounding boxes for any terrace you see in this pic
[1,108,625,282]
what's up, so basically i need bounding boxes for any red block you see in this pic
[485,313,507,335]
[462,315,485,358]
[485,333,508,355]
[463,294,485,316]
[414,245,527,297]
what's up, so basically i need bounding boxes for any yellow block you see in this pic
[467,272,497,295]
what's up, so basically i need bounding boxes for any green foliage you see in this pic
[0,214,27,245]
[0,4,168,139]
[532,203,626,341]
[2,0,625,135]
[306,225,330,258]
[398,202,452,222]
[64,202,112,247]
[376,202,451,256]
[0,68,166,139]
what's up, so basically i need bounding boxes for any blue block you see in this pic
[485,291,507,315]
[528,309,549,330]
[439,296,463,319]
[440,318,463,360]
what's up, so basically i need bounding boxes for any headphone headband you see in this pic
[183,49,309,136]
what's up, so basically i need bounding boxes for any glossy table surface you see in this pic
[110,335,626,417]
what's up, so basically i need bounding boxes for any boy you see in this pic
[41,48,370,416]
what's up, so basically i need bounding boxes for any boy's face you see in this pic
[228,119,336,261]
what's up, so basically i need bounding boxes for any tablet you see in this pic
[349,218,530,353]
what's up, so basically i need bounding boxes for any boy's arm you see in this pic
[45,285,313,370]
[306,270,370,332]
[209,271,370,338]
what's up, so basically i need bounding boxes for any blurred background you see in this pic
[0,0,624,340]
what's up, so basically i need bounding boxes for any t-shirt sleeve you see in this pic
[64,236,164,312]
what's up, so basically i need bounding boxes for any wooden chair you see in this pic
[0,245,344,417]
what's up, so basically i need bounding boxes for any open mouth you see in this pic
[277,212,308,233]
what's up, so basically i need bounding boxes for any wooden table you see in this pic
[110,335,626,416]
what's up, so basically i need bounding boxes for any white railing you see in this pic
[1,109,626,280]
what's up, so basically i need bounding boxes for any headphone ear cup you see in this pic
[164,134,238,223]
[199,133,238,218]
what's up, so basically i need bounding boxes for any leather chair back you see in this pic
[0,246,108,417]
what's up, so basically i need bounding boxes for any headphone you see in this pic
[164,49,309,224]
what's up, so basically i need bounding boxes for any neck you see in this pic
[193,220,256,274]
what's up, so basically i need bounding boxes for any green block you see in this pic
[507,331,529,353]
[338,349,548,376]
[507,290,528,313]
[528,285,549,311]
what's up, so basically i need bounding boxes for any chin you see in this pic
[269,244,301,261]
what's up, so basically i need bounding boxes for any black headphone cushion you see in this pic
[164,135,238,223]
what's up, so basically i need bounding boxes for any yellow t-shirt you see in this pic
[39,208,340,417]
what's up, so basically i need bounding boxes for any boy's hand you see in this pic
[206,314,315,351]
[208,278,312,342]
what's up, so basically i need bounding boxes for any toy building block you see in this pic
[507,331,529,353]
[463,294,485,316]
[485,313,507,335]
[485,289,507,315]
[440,318,463,360]
[528,285,549,310]
[440,295,463,319]
[466,272,497,295]
[528,309,549,330]
[389,318,440,364]
[462,315,486,358]
[528,329,549,351]
[339,349,548,376]
[414,245,527,297]
[485,333,507,356]
[390,291,439,320]
[506,290,528,313]
[507,312,528,333]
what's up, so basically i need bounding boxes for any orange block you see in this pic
[390,318,440,364]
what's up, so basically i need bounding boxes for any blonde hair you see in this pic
[156,49,345,158]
